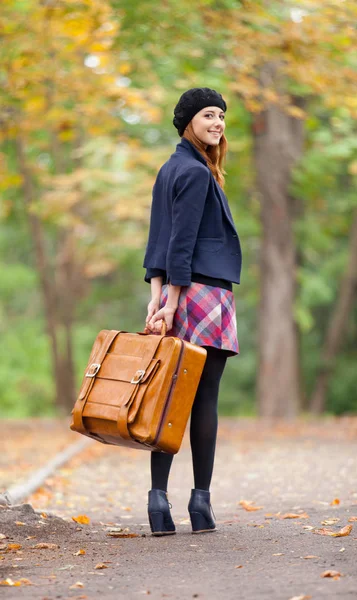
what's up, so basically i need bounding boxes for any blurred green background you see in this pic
[1,0,356,418]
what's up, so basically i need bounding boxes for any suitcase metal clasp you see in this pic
[85,363,101,377]
[131,369,146,384]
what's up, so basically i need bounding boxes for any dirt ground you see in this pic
[1,417,357,600]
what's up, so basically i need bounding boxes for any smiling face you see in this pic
[190,105,226,147]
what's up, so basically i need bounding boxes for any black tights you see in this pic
[150,346,228,492]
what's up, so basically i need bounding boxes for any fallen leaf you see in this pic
[0,579,20,586]
[238,500,263,511]
[15,521,26,526]
[0,534,7,540]
[321,518,340,525]
[95,563,108,569]
[280,513,309,519]
[69,581,84,589]
[272,553,284,556]
[314,525,352,537]
[235,565,243,568]
[7,544,22,551]
[302,555,319,559]
[321,569,342,579]
[0,577,31,586]
[40,512,48,519]
[74,549,86,556]
[30,543,59,549]
[18,578,32,585]
[331,498,340,505]
[289,596,311,600]
[348,516,357,522]
[72,515,90,525]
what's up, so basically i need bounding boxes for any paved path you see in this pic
[1,417,357,599]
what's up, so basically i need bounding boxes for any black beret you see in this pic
[173,87,227,136]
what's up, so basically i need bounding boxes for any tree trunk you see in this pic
[253,64,305,418]
[57,232,77,410]
[310,208,357,414]
[15,136,74,412]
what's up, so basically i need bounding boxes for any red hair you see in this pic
[183,122,228,188]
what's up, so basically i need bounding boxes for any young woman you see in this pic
[143,87,242,535]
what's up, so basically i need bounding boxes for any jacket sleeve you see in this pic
[144,268,166,284]
[166,165,210,286]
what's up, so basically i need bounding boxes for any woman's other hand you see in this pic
[147,305,177,333]
[146,299,160,328]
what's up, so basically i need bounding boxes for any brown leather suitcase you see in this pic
[70,328,207,453]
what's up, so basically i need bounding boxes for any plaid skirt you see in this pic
[160,282,239,357]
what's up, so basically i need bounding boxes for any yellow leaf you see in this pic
[331,498,340,505]
[7,544,22,551]
[72,515,90,525]
[18,578,32,585]
[286,106,306,119]
[238,500,263,511]
[95,563,108,569]
[280,513,309,519]
[15,521,26,526]
[321,518,340,525]
[30,543,59,550]
[118,62,131,75]
[74,549,86,556]
[58,130,75,142]
[314,525,352,537]
[321,570,342,579]
[0,578,21,586]
[69,581,84,589]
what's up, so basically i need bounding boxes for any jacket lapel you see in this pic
[212,177,237,231]
[176,138,237,231]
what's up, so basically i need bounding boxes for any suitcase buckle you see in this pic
[131,369,145,384]
[85,363,101,377]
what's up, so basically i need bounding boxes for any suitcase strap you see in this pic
[72,330,121,435]
[117,333,165,441]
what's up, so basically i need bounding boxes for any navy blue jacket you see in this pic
[143,138,242,287]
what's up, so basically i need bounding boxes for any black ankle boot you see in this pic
[188,489,216,534]
[148,489,176,536]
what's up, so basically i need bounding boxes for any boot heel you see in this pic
[148,489,176,536]
[149,512,175,536]
[189,511,216,534]
[188,489,216,534]
[149,511,166,535]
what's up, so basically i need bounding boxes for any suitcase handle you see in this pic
[143,320,167,336]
